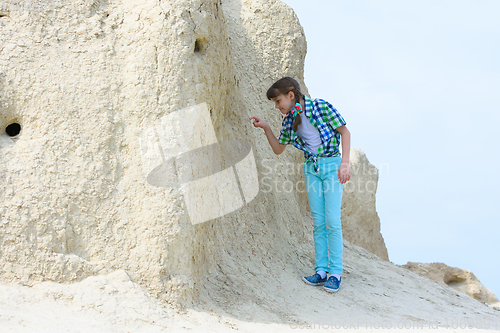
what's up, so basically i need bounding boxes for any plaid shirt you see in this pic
[278,96,346,173]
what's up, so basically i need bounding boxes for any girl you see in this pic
[249,77,351,292]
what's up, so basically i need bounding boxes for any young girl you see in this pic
[249,77,351,292]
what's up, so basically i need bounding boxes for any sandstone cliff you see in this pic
[0,0,389,305]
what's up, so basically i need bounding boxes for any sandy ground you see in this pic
[1,241,499,332]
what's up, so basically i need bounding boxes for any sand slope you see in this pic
[1,241,499,332]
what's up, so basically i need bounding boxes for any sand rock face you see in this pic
[0,0,308,306]
[401,262,499,308]
[341,149,389,261]
[0,0,389,307]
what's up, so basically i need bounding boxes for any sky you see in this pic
[281,0,500,299]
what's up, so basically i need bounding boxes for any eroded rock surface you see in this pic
[401,262,499,309]
[341,148,389,260]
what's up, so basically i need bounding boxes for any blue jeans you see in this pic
[303,156,343,274]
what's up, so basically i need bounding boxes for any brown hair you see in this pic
[267,77,304,131]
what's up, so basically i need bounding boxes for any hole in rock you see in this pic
[6,123,21,137]
[194,38,207,54]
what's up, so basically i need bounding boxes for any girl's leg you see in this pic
[304,163,329,273]
[322,156,344,275]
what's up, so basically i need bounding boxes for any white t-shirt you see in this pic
[296,112,321,155]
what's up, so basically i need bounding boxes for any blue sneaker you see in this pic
[323,275,341,292]
[302,273,327,286]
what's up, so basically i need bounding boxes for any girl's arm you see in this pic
[250,116,287,155]
[336,125,351,184]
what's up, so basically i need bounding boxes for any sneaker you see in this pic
[302,273,327,286]
[323,275,341,292]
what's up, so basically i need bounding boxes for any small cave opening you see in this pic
[194,38,207,54]
[6,123,21,137]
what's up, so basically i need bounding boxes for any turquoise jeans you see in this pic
[303,155,344,275]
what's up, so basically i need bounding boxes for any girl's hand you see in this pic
[338,162,351,184]
[249,116,269,130]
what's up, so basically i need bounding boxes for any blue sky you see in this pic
[281,0,500,298]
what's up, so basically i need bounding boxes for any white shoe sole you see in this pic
[323,285,340,292]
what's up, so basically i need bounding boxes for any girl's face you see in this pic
[271,91,295,115]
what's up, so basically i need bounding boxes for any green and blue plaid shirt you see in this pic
[278,96,346,173]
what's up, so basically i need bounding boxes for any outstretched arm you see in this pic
[250,116,287,155]
[336,125,351,184]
